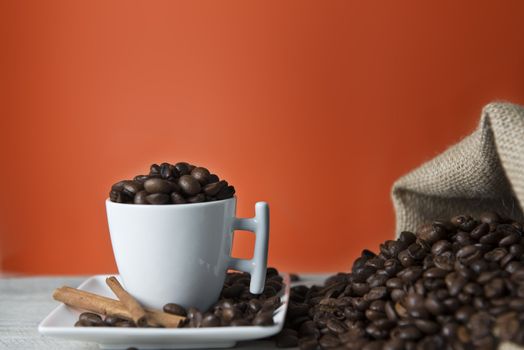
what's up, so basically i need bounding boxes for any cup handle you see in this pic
[228,201,269,294]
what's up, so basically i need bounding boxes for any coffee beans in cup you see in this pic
[109,162,235,205]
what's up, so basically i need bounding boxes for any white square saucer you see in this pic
[38,274,290,349]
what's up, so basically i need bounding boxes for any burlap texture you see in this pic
[392,102,524,235]
[392,102,524,350]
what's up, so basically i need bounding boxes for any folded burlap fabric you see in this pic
[392,102,524,350]
[393,102,524,234]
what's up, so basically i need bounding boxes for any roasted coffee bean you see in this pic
[178,175,201,196]
[163,303,187,317]
[201,313,221,327]
[111,162,235,205]
[149,163,160,175]
[229,318,251,327]
[203,180,227,196]
[365,287,387,301]
[326,318,348,334]
[494,312,519,341]
[416,223,448,243]
[276,333,298,347]
[146,193,170,204]
[216,185,236,200]
[190,167,211,185]
[222,284,244,298]
[384,259,402,276]
[79,312,104,326]
[500,232,521,246]
[104,315,125,326]
[252,312,274,326]
[122,180,143,196]
[395,325,423,340]
[451,215,476,232]
[114,320,136,327]
[133,175,149,184]
[170,192,186,204]
[133,190,149,204]
[298,336,318,350]
[470,222,490,239]
[187,193,206,203]
[318,333,341,348]
[397,266,423,283]
[173,162,190,175]
[144,178,172,194]
[186,307,203,327]
[480,212,501,224]
[480,231,504,245]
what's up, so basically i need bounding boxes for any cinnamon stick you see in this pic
[105,276,147,327]
[53,286,184,328]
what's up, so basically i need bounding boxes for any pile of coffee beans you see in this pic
[109,162,235,205]
[277,212,524,349]
[74,268,284,328]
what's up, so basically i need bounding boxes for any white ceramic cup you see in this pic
[106,197,269,311]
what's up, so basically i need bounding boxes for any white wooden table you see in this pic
[0,275,326,350]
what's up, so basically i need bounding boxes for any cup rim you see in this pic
[105,196,236,208]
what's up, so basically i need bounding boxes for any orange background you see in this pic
[1,1,524,275]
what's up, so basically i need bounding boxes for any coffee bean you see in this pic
[121,180,143,197]
[201,313,221,327]
[417,223,448,243]
[133,190,148,204]
[104,315,125,326]
[190,167,211,185]
[216,185,236,200]
[433,251,455,271]
[144,178,172,194]
[149,163,160,175]
[451,215,476,232]
[326,318,348,334]
[500,232,521,246]
[79,312,104,326]
[203,180,227,196]
[395,325,423,340]
[423,267,447,278]
[299,320,319,338]
[276,333,298,347]
[252,312,274,326]
[397,266,423,283]
[456,245,480,263]
[187,307,203,328]
[470,222,490,239]
[494,312,519,341]
[365,287,387,301]
[480,212,501,224]
[187,193,206,203]
[319,333,341,347]
[445,272,467,296]
[146,193,170,204]
[170,192,186,204]
[114,320,136,327]
[480,231,504,245]
[178,175,201,196]
[163,303,187,317]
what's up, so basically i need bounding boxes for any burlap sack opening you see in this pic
[392,102,524,350]
[393,102,524,233]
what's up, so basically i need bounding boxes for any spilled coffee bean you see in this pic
[274,212,524,349]
[75,269,285,329]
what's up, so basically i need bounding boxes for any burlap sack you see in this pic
[392,101,524,350]
[393,101,524,234]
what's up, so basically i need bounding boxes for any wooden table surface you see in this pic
[0,274,327,350]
